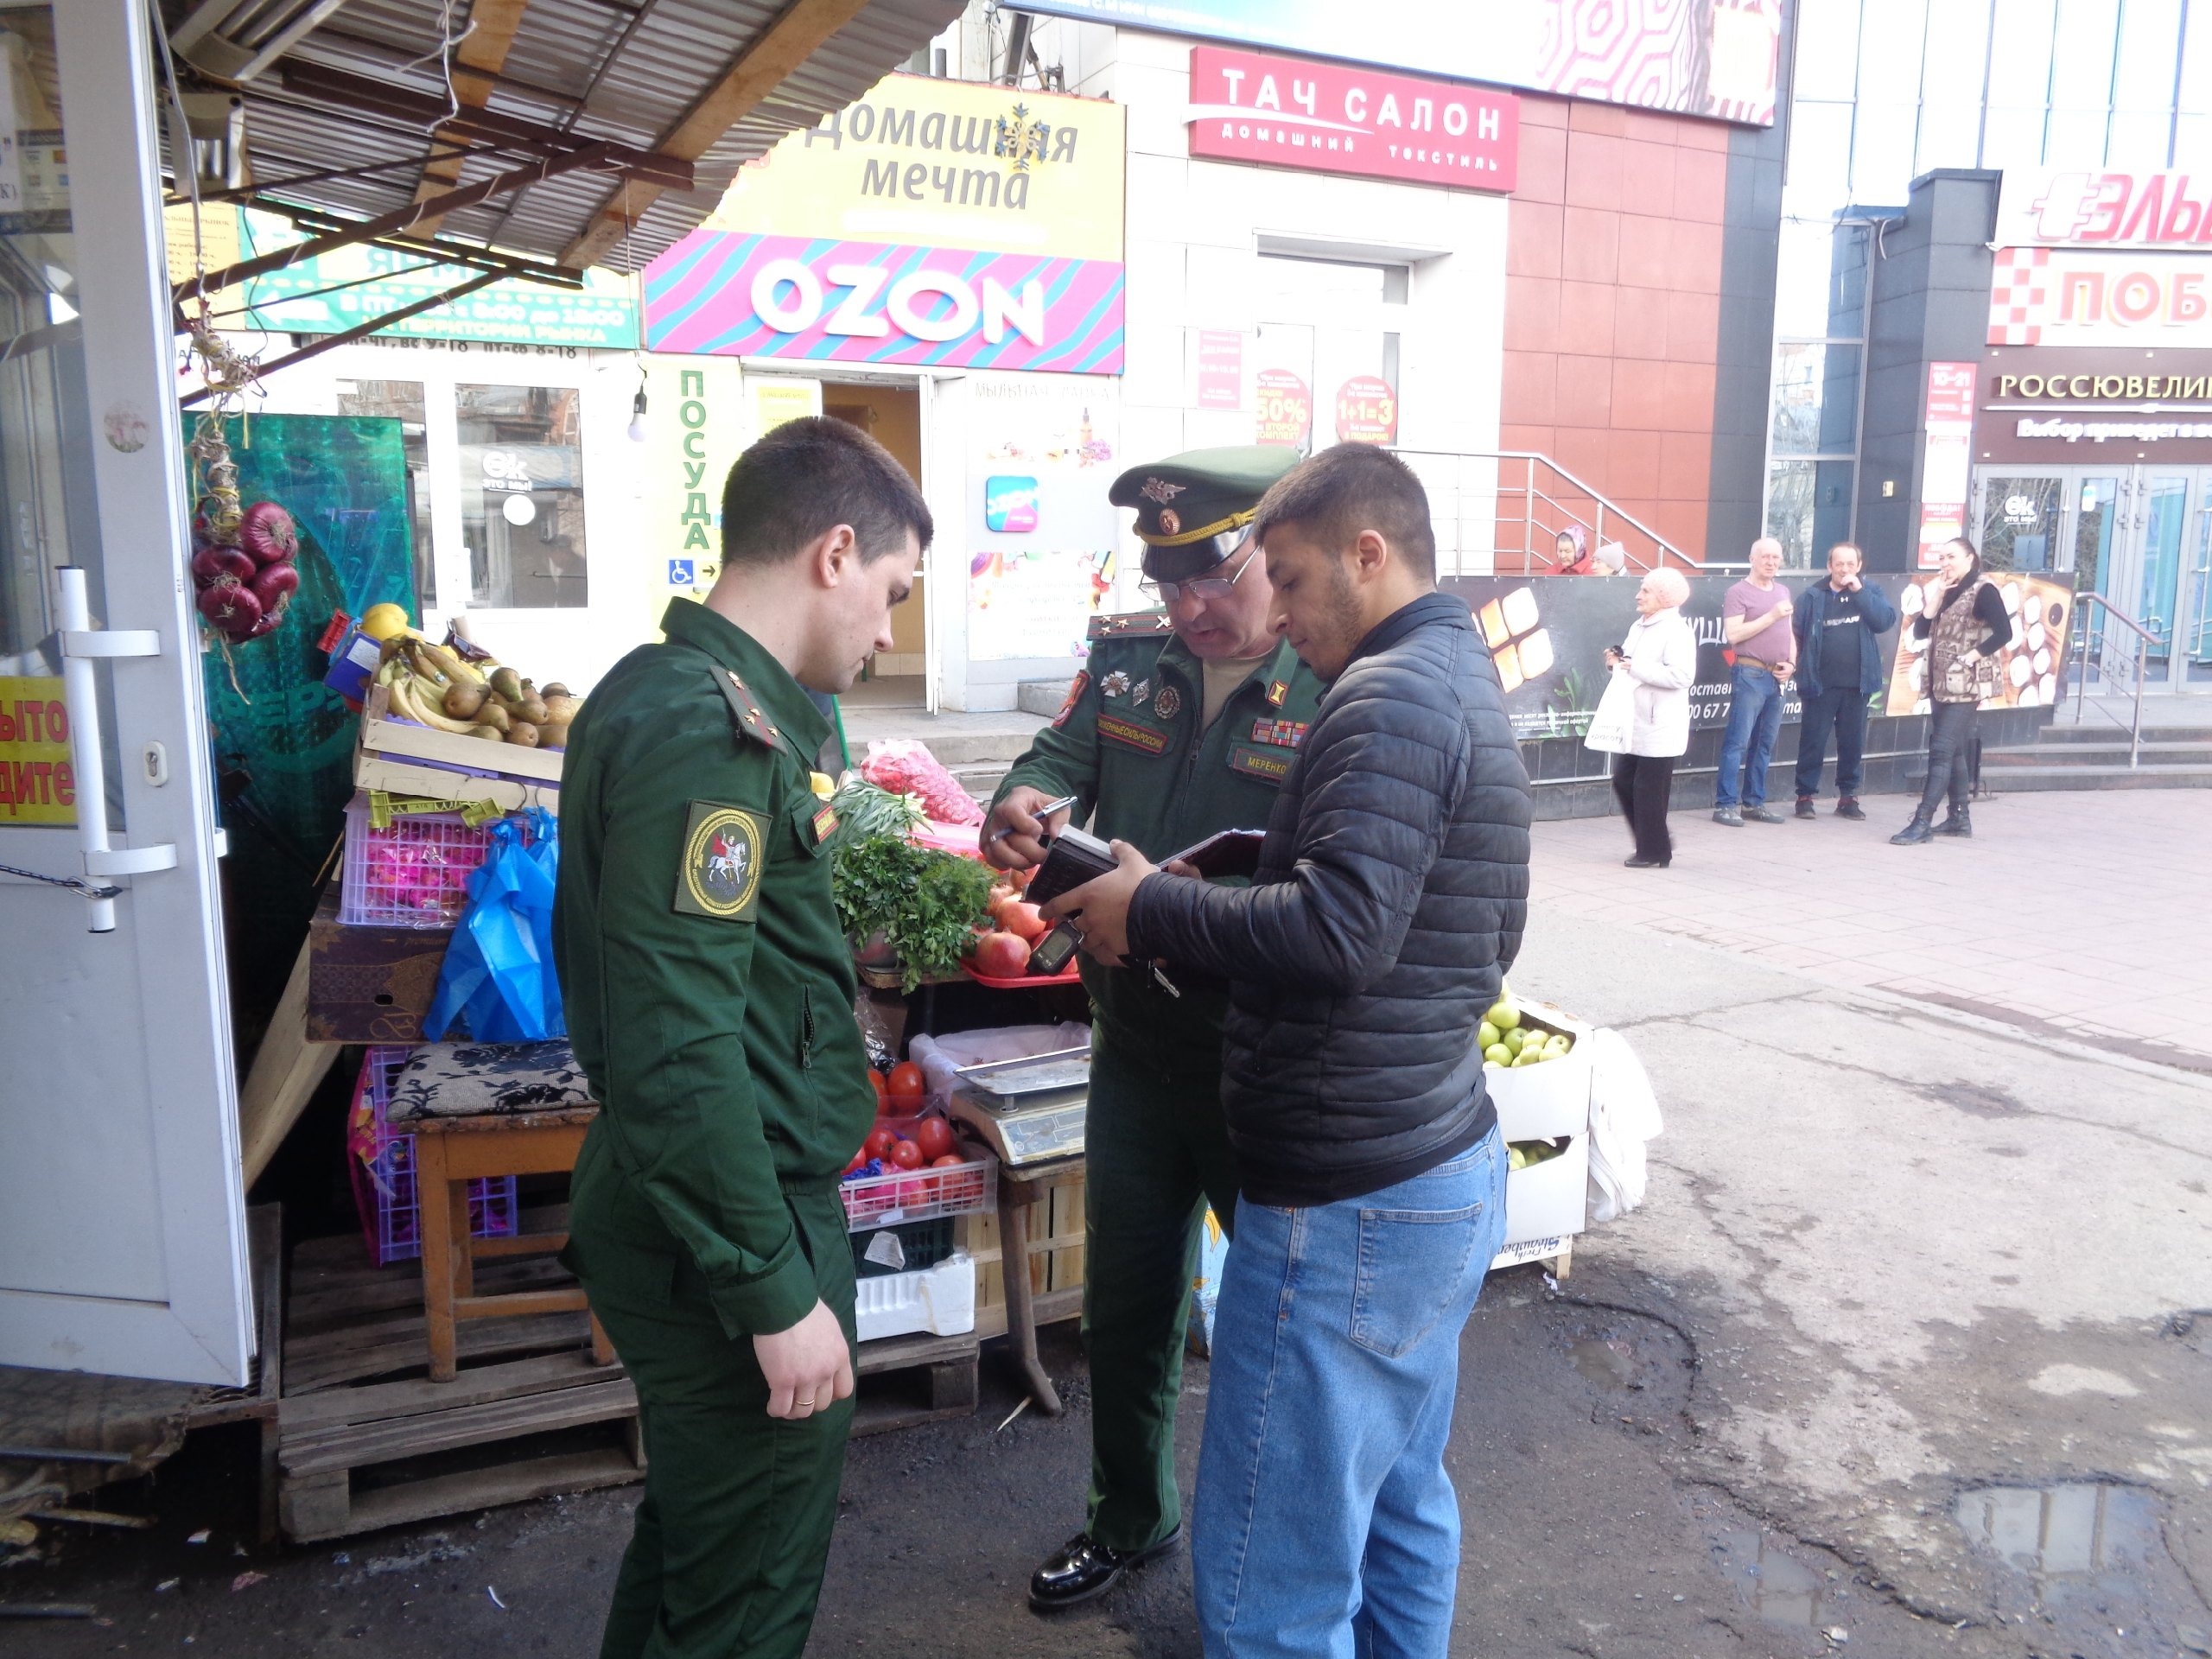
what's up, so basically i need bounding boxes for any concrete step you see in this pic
[1018,679,1076,718]
[2027,722,2212,745]
[840,707,1046,766]
[1984,740,2212,766]
[1948,764,2212,790]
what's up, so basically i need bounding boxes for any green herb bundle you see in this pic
[830,834,998,993]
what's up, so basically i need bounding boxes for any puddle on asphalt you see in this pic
[1710,1528,1836,1627]
[1569,1336,1637,1390]
[1954,1481,2159,1583]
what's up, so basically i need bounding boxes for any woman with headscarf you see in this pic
[1604,566,1696,868]
[1554,523,1595,575]
[1891,537,2010,844]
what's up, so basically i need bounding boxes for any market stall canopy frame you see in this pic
[159,0,970,287]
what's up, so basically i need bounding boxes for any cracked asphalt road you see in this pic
[4,881,2209,1657]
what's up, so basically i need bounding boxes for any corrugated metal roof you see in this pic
[182,0,965,272]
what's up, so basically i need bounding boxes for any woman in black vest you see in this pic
[1891,537,2010,844]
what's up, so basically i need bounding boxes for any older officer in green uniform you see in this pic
[555,416,931,1659]
[983,446,1325,1610]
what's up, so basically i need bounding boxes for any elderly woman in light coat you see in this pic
[1604,567,1697,868]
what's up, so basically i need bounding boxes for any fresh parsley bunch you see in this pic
[831,833,998,993]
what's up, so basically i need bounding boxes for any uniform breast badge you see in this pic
[1151,685,1182,720]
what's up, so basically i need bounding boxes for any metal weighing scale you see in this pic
[948,1046,1090,1166]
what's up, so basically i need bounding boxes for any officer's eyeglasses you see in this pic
[1140,536,1260,605]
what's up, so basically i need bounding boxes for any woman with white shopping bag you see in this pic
[1586,567,1696,868]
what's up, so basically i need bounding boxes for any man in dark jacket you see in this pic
[1789,541,1897,821]
[1042,443,1532,1659]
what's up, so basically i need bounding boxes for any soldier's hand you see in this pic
[753,1300,854,1421]
[983,786,1066,870]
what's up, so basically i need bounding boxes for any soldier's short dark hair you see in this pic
[1251,444,1436,581]
[721,416,933,568]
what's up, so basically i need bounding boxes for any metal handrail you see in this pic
[1393,448,1698,574]
[2067,592,2156,766]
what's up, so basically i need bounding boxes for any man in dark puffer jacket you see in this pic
[1042,444,1532,1658]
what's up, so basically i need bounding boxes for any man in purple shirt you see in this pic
[1713,537,1796,825]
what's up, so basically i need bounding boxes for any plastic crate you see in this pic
[345,1046,518,1267]
[850,1217,957,1279]
[840,1116,995,1233]
[339,791,508,928]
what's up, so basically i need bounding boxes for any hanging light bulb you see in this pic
[627,377,649,443]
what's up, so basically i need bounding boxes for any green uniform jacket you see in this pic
[994,617,1325,1060]
[554,599,870,1339]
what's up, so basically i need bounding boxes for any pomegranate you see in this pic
[970,931,1030,978]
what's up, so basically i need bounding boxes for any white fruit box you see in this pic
[1485,1002,1595,1143]
[855,1251,976,1344]
[1499,1132,1589,1250]
[359,683,565,784]
[353,746,563,816]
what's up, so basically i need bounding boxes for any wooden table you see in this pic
[414,1107,612,1384]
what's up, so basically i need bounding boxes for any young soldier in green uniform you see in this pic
[554,417,931,1659]
[982,446,1326,1610]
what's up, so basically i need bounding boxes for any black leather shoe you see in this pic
[1934,807,1973,837]
[1890,814,1934,845]
[1835,798,1866,821]
[1624,855,1671,868]
[1029,1529,1181,1611]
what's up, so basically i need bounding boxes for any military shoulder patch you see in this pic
[1087,611,1175,640]
[676,801,767,919]
[1052,671,1090,728]
[1264,677,1290,708]
[1228,745,1293,783]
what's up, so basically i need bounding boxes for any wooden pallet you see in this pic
[851,1328,979,1438]
[276,1217,987,1537]
[277,1224,640,1541]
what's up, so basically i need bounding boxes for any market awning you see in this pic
[162,0,966,290]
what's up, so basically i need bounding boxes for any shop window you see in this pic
[334,380,434,611]
[456,384,588,610]
[1764,459,1853,567]
[1979,477,2063,572]
[2075,476,2119,591]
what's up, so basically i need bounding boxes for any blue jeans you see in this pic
[1192,1128,1508,1659]
[1713,664,1783,808]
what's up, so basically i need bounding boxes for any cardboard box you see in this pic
[1499,1131,1589,1250]
[358,683,564,784]
[354,747,562,817]
[1485,1003,1594,1143]
[305,883,449,1043]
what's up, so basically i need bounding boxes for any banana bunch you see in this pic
[374,637,580,751]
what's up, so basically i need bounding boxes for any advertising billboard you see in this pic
[1014,0,1780,124]
[645,74,1126,375]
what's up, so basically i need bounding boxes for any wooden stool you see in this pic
[413,1106,613,1383]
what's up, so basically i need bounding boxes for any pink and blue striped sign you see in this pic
[645,231,1125,375]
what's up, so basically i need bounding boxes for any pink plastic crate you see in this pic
[839,1115,995,1233]
[346,1046,518,1266]
[339,792,510,928]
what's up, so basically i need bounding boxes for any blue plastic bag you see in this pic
[424,808,564,1042]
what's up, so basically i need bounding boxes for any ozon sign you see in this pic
[646,232,1126,374]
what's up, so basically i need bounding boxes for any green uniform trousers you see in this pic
[572,1185,856,1659]
[1083,1020,1240,1554]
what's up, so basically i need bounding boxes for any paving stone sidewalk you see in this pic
[1531,788,2212,1066]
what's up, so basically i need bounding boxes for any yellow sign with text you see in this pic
[0,677,76,826]
[702,73,1125,264]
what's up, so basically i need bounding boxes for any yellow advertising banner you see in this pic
[701,73,1125,264]
[639,356,748,633]
[0,677,76,827]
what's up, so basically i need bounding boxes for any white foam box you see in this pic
[855,1251,976,1344]
[1486,1002,1594,1262]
